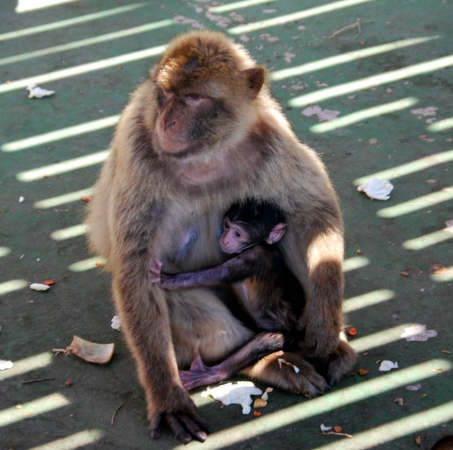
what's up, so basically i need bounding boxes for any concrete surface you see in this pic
[1,0,452,448]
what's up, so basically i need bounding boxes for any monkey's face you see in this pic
[154,86,227,154]
[219,218,251,254]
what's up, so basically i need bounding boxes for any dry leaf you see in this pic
[81,196,92,202]
[348,328,357,336]
[415,436,422,446]
[43,279,56,285]
[358,369,369,376]
[95,262,104,268]
[253,411,261,417]
[401,270,409,277]
[333,426,342,433]
[394,398,404,406]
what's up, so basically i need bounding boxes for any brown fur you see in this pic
[86,30,356,443]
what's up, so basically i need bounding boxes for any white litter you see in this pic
[201,381,262,414]
[111,315,121,330]
[19,196,24,203]
[302,105,340,122]
[27,84,55,99]
[410,106,438,116]
[0,360,13,370]
[401,324,437,342]
[379,360,398,371]
[406,384,422,391]
[320,424,332,431]
[30,283,50,291]
[357,177,394,200]
[278,358,300,373]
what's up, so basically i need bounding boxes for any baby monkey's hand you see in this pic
[149,257,163,284]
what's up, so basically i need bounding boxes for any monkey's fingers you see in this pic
[149,415,163,440]
[166,412,210,444]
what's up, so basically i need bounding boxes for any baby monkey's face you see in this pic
[219,218,251,254]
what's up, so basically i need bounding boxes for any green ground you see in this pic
[1,0,452,449]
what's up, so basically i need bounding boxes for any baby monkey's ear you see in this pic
[266,223,287,245]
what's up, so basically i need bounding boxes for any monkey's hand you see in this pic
[149,386,210,444]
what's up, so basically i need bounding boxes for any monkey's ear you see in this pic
[242,67,265,99]
[266,223,287,244]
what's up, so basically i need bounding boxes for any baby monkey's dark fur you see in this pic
[150,200,311,390]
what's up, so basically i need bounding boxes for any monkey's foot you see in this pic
[179,352,225,391]
[241,351,329,398]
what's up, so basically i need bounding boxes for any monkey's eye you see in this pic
[223,221,229,230]
[235,231,241,238]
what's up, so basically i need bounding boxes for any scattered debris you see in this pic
[205,11,230,27]
[358,369,369,376]
[239,34,250,42]
[302,105,340,122]
[30,283,50,291]
[263,9,276,13]
[53,335,114,364]
[426,118,437,124]
[111,402,123,425]
[27,83,55,98]
[278,358,300,373]
[394,397,404,406]
[201,381,262,414]
[21,377,55,384]
[253,411,262,417]
[401,270,409,277]
[401,324,437,342]
[43,279,56,286]
[95,262,104,268]
[259,33,279,43]
[173,15,204,29]
[81,196,92,202]
[316,81,329,87]
[253,398,267,408]
[111,315,121,330]
[410,106,438,116]
[284,52,296,63]
[348,95,356,99]
[261,387,273,401]
[298,25,306,30]
[356,249,362,254]
[444,219,453,233]
[19,196,24,203]
[415,436,422,446]
[368,138,378,144]
[357,177,394,200]
[419,134,435,142]
[329,21,363,39]
[65,380,73,386]
[379,360,398,371]
[406,384,421,391]
[0,360,13,370]
[321,423,353,438]
[441,350,451,354]
[348,328,357,336]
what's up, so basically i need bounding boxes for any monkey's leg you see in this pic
[241,351,329,398]
[319,333,357,385]
[179,332,287,391]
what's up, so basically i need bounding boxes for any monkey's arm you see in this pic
[150,252,258,290]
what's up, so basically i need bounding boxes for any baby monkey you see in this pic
[150,200,308,391]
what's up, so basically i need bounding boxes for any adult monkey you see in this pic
[86,30,356,443]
